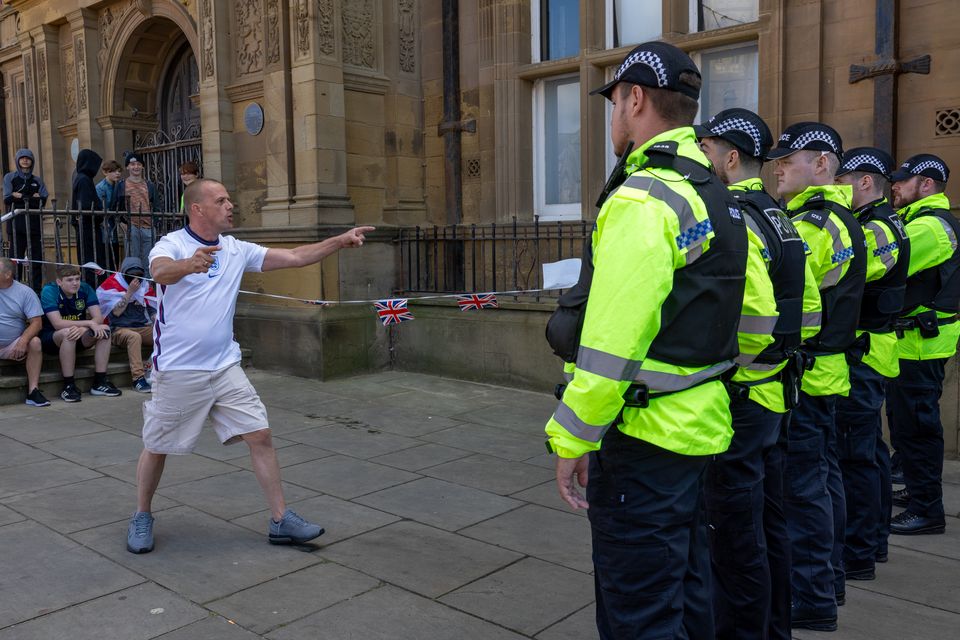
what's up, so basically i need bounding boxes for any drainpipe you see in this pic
[437,0,474,289]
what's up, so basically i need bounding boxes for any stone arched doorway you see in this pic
[108,15,201,211]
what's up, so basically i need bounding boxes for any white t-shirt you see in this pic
[148,226,268,371]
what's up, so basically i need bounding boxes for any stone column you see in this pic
[30,26,69,199]
[260,0,296,225]
[15,33,41,175]
[66,8,104,152]
[287,0,354,226]
[492,0,533,221]
[197,0,237,191]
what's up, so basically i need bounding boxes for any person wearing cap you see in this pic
[769,122,867,631]
[544,42,748,639]
[96,256,156,393]
[697,108,821,640]
[833,147,909,579]
[116,151,160,270]
[886,153,955,535]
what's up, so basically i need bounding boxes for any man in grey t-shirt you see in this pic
[0,257,49,406]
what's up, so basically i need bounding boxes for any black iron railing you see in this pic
[1,205,185,291]
[398,217,590,301]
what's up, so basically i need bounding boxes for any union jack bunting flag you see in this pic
[374,298,414,325]
[456,293,499,311]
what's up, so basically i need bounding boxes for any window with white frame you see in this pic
[533,0,580,62]
[696,43,758,121]
[606,0,662,49]
[693,0,759,31]
[534,75,582,220]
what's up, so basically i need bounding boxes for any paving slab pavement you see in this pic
[0,368,958,638]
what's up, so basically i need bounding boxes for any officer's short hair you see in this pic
[798,149,840,176]
[618,72,701,126]
[709,136,763,174]
[844,170,889,192]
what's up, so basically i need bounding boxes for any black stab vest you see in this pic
[734,187,807,363]
[545,142,748,368]
[856,199,910,332]
[901,207,960,315]
[792,193,867,354]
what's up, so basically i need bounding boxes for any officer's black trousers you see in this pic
[704,396,783,640]
[888,358,947,519]
[837,363,886,565]
[785,392,842,614]
[764,416,792,640]
[588,427,713,640]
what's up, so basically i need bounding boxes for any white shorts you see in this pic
[142,363,269,454]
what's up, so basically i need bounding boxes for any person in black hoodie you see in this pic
[3,148,48,289]
[71,149,103,287]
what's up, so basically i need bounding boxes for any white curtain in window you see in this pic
[699,44,758,121]
[543,77,581,206]
[700,0,758,31]
[612,0,662,48]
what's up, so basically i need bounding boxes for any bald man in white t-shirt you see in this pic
[126,178,373,554]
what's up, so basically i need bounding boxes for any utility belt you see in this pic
[893,310,959,339]
[554,372,726,429]
[724,349,814,410]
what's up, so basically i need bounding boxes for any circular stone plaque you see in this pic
[244,102,264,136]
[70,138,80,161]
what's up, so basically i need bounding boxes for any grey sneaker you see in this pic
[268,509,324,545]
[127,511,155,554]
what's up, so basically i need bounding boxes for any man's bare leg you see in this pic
[243,429,286,521]
[136,449,167,513]
[25,337,42,390]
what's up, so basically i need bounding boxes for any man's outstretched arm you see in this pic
[261,226,375,272]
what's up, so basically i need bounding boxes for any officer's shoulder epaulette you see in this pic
[793,193,831,229]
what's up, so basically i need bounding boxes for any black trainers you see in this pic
[60,384,81,403]
[90,380,122,397]
[25,387,50,407]
[890,510,946,535]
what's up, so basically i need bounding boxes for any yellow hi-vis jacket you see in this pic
[788,184,856,397]
[730,177,822,413]
[858,197,904,378]
[545,127,739,459]
[897,192,960,360]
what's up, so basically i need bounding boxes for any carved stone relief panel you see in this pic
[22,52,34,124]
[317,0,335,57]
[75,35,88,113]
[62,45,77,120]
[37,49,48,121]
[295,0,310,58]
[98,1,132,72]
[235,0,263,75]
[201,0,215,79]
[342,0,375,69]
[399,0,415,73]
[265,0,280,65]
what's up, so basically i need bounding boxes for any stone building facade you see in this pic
[2,3,960,446]
[2,1,958,236]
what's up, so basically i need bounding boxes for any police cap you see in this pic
[835,147,895,180]
[889,153,950,184]
[766,122,843,161]
[590,41,701,101]
[693,108,773,159]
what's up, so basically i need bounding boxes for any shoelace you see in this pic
[134,515,151,537]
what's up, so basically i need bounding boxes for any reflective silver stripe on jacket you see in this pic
[819,215,850,290]
[735,352,759,366]
[738,314,779,335]
[747,361,783,372]
[553,401,610,444]
[624,174,709,264]
[802,311,822,327]
[865,221,896,274]
[934,215,959,251]
[633,360,735,393]
[577,345,644,381]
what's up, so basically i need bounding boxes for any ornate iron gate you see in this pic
[133,123,202,212]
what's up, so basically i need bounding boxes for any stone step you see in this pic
[0,347,252,406]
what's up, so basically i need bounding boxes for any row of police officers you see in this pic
[544,41,956,638]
